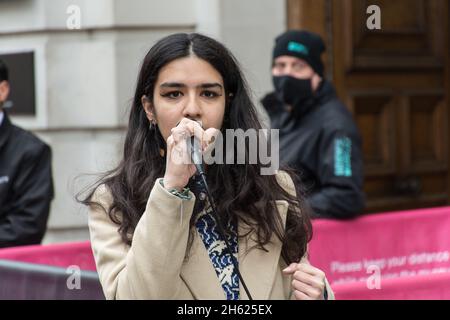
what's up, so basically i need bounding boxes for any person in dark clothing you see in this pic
[0,59,54,247]
[261,30,365,219]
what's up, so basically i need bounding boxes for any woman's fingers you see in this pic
[172,119,205,148]
[171,126,190,144]
[285,262,327,300]
[296,262,326,278]
[293,270,325,289]
[163,118,207,190]
[169,120,201,165]
[282,263,298,274]
[292,279,323,300]
[172,118,221,159]
[293,290,312,300]
[177,118,204,142]
[202,128,220,153]
[286,262,326,280]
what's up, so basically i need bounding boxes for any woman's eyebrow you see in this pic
[160,82,185,88]
[159,82,223,89]
[198,83,223,89]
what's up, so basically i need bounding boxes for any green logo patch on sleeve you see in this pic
[334,137,352,177]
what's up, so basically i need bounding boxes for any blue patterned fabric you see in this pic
[195,209,239,300]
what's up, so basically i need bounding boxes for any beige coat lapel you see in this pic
[180,200,289,300]
[180,229,225,299]
[238,200,289,300]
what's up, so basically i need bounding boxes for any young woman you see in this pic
[82,33,334,300]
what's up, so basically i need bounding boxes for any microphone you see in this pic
[189,135,206,176]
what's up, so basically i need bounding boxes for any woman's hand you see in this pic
[163,118,218,191]
[283,262,327,300]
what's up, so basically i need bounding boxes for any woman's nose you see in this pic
[182,94,202,119]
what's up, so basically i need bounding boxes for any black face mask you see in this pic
[272,75,314,108]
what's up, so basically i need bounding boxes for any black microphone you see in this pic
[189,135,206,176]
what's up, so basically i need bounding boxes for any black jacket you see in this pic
[0,111,53,247]
[261,80,365,219]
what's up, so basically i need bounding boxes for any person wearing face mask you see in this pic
[261,30,365,219]
[0,59,54,247]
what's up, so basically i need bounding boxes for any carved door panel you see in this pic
[288,0,450,213]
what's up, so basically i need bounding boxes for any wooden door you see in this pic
[288,0,450,213]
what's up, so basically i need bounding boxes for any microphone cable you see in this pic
[190,136,253,300]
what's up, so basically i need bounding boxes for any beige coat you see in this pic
[88,171,334,300]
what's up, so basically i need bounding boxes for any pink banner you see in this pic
[2,207,450,299]
[332,272,450,300]
[0,240,96,271]
[309,206,450,299]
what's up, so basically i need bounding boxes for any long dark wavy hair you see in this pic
[79,33,312,264]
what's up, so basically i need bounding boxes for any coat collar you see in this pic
[180,199,289,300]
[0,110,12,151]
